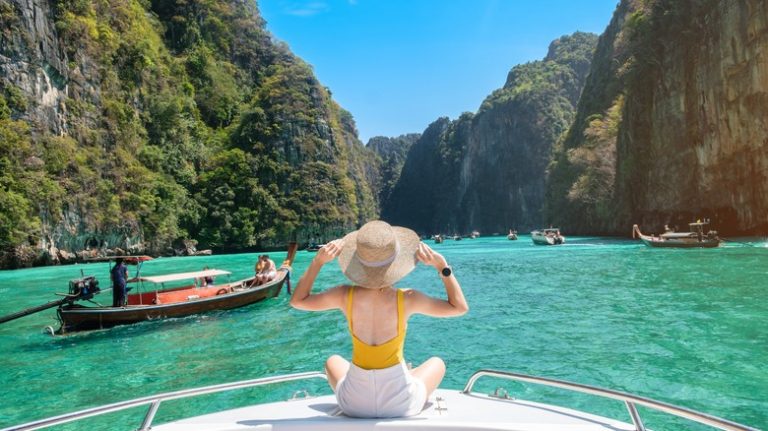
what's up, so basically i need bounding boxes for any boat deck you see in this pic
[153,390,635,431]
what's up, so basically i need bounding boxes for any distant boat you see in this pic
[453,235,463,241]
[432,234,444,244]
[633,222,721,248]
[305,243,324,252]
[531,228,565,245]
[470,230,480,239]
[507,229,518,240]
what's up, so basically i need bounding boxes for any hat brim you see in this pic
[337,226,420,288]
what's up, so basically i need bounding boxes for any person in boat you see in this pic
[199,266,214,287]
[290,220,469,418]
[253,256,265,285]
[255,255,277,285]
[111,258,129,307]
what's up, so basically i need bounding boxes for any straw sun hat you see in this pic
[337,220,420,288]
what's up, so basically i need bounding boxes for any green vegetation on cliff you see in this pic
[383,32,598,234]
[367,134,420,206]
[545,0,768,235]
[0,0,377,267]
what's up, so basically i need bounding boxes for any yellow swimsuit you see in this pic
[347,287,406,370]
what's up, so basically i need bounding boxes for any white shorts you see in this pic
[335,362,427,418]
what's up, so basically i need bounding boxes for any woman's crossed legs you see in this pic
[325,355,445,397]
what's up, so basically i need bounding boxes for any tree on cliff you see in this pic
[0,0,379,268]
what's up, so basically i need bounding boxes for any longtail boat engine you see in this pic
[68,276,100,301]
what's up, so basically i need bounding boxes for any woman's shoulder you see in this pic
[400,288,427,299]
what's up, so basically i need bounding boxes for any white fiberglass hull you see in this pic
[152,389,635,431]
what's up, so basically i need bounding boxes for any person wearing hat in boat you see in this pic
[111,258,129,307]
[290,220,469,418]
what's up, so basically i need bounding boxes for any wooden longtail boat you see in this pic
[633,222,721,248]
[54,245,297,334]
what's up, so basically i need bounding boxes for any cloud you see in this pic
[281,1,330,16]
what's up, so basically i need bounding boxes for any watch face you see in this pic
[441,267,452,277]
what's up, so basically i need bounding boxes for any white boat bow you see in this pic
[1,370,756,431]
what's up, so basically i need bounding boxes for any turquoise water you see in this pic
[0,236,766,430]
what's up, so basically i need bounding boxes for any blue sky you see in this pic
[260,0,618,143]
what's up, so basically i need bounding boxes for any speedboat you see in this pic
[306,243,325,252]
[531,228,565,245]
[2,369,755,431]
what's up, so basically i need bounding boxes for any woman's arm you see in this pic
[407,242,469,317]
[289,239,346,311]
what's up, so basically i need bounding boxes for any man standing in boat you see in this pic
[111,258,129,307]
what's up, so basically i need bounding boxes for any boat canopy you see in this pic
[139,269,231,284]
[534,228,561,233]
[661,232,698,239]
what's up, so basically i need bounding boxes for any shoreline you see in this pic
[3,233,767,271]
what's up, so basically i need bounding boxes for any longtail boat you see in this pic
[0,244,297,334]
[633,222,721,248]
[531,228,565,245]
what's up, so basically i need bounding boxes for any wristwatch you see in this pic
[440,266,452,277]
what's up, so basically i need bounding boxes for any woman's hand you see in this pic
[314,239,343,265]
[416,242,447,269]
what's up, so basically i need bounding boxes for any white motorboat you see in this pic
[531,228,565,245]
[2,369,755,431]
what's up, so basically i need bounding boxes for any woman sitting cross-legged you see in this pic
[290,220,469,418]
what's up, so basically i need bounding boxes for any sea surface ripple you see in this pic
[0,235,765,430]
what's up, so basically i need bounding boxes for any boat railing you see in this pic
[4,369,757,431]
[462,369,757,431]
[0,371,327,431]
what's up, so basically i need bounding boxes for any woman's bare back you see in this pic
[344,286,400,346]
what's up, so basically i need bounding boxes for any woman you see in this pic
[290,220,468,418]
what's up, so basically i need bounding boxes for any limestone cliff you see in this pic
[383,117,471,233]
[0,0,379,268]
[383,33,598,234]
[367,133,419,206]
[547,0,768,235]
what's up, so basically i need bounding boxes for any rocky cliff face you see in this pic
[367,133,419,206]
[1,0,69,134]
[383,33,598,234]
[382,117,470,233]
[0,0,379,268]
[547,0,768,235]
